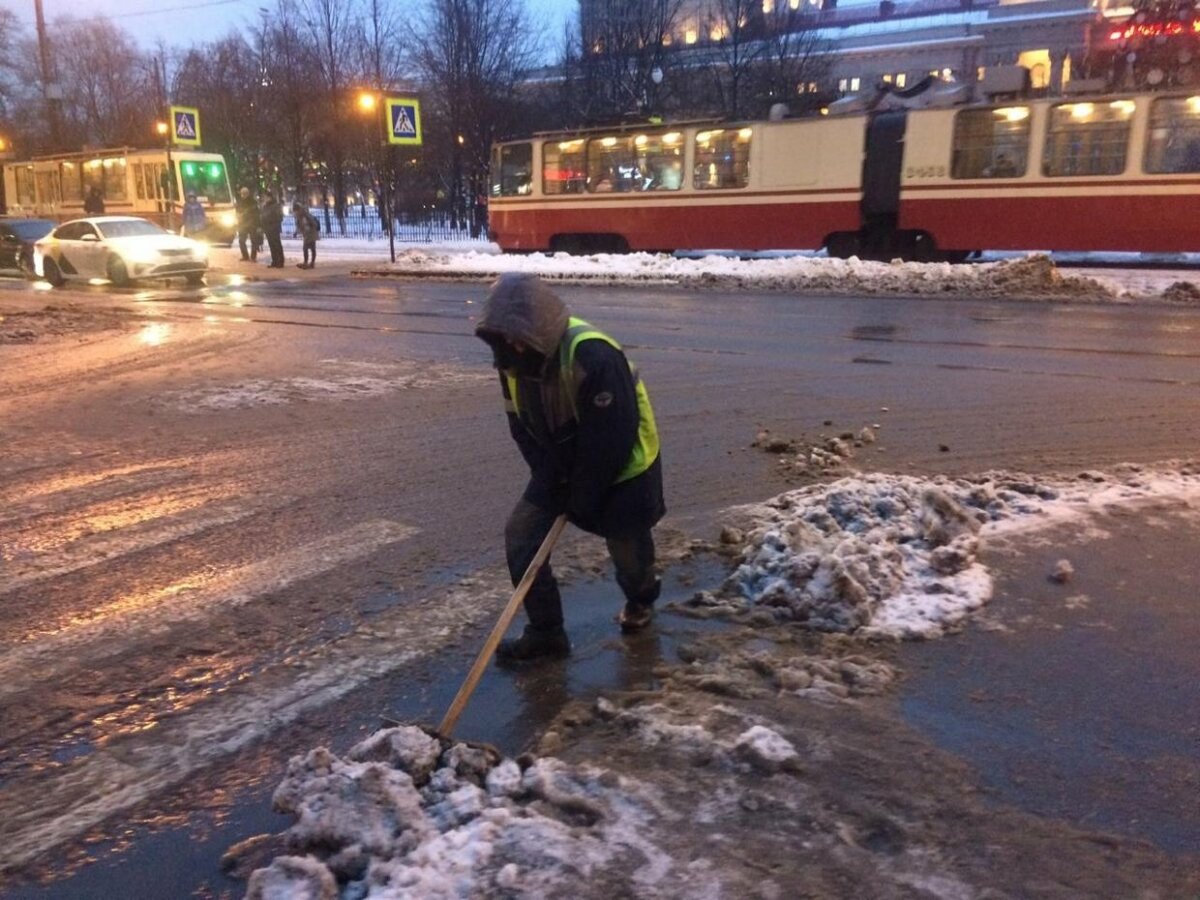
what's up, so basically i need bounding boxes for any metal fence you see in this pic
[281,208,489,244]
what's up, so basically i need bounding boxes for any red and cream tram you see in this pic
[488,83,1200,259]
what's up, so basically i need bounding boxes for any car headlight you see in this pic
[127,248,163,265]
[219,211,237,229]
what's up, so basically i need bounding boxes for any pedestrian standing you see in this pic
[236,187,260,261]
[84,186,105,215]
[474,274,666,663]
[181,192,208,239]
[293,202,320,269]
[260,194,284,268]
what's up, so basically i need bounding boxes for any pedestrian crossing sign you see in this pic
[385,97,422,146]
[170,105,202,146]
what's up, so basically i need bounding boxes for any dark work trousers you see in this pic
[303,240,316,267]
[238,229,257,261]
[266,229,284,267]
[505,495,659,633]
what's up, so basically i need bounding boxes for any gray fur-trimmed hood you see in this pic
[474,273,570,358]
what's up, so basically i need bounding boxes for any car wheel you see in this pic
[17,251,35,280]
[107,255,131,287]
[42,258,65,287]
[185,272,205,287]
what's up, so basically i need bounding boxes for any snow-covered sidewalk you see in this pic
[356,249,1200,303]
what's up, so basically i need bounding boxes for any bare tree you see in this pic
[173,34,268,192]
[51,19,155,147]
[0,9,24,125]
[753,2,831,116]
[299,0,362,227]
[576,0,685,122]
[700,0,770,119]
[416,0,541,228]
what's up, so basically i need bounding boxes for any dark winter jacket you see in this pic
[475,273,665,538]
[83,190,105,215]
[236,194,260,231]
[259,197,283,234]
[295,209,320,242]
[182,198,207,234]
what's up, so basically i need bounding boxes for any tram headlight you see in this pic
[219,210,237,229]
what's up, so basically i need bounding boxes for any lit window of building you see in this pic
[763,0,775,10]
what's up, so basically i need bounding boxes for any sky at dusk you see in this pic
[12,0,575,57]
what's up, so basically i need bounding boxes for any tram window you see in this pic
[634,132,684,191]
[59,162,82,202]
[15,166,35,206]
[951,107,1030,178]
[586,136,639,192]
[492,143,533,196]
[133,163,146,200]
[694,128,752,190]
[1043,101,1134,177]
[1144,97,1200,173]
[180,160,231,203]
[542,140,587,194]
[80,158,128,202]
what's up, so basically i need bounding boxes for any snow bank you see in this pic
[722,463,1200,639]
[356,249,1172,301]
[247,726,674,899]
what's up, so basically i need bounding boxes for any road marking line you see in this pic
[0,497,267,597]
[0,466,192,527]
[0,519,419,695]
[0,573,509,873]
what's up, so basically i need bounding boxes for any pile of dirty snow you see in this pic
[158,359,489,412]
[361,250,1151,301]
[246,725,679,899]
[719,463,1200,639]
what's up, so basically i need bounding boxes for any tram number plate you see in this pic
[905,165,946,179]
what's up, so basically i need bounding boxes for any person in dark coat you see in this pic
[259,194,284,268]
[181,192,207,238]
[236,187,260,261]
[475,274,666,663]
[292,201,320,269]
[83,186,105,215]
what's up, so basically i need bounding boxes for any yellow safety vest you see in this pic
[505,317,660,484]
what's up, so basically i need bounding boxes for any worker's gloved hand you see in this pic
[567,492,603,532]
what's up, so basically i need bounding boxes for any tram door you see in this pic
[861,110,907,232]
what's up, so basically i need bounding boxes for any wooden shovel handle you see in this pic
[438,513,568,736]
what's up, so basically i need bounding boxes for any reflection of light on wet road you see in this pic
[87,278,108,286]
[12,488,230,554]
[138,322,172,346]
[0,461,190,505]
[0,519,417,692]
[32,281,53,292]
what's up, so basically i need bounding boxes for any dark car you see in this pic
[0,218,56,278]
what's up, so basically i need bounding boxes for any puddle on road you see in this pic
[0,555,731,899]
[897,508,1200,854]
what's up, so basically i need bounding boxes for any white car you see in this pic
[34,216,208,287]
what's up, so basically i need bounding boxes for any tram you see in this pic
[1,146,238,244]
[488,75,1200,259]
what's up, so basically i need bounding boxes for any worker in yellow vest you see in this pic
[475,274,666,663]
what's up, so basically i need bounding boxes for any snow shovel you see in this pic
[437,513,569,737]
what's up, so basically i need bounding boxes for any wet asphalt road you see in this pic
[1,272,1199,896]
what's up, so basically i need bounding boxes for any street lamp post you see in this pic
[358,91,396,264]
[155,120,175,232]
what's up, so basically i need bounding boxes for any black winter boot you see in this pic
[496,625,571,664]
[618,576,661,633]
